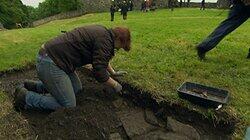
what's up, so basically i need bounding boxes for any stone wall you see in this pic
[32,0,111,27]
[217,0,231,8]
[80,0,111,13]
[189,2,218,8]
[0,23,4,30]
[32,10,86,27]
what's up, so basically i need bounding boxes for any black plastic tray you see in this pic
[177,82,229,107]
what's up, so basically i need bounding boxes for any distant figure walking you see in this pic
[197,0,250,60]
[110,5,116,21]
[187,0,190,7]
[200,0,205,10]
[168,0,174,11]
[145,0,151,12]
[151,1,157,11]
[129,0,134,11]
[121,1,128,20]
[141,0,146,12]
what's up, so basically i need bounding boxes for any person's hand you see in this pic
[111,70,128,76]
[83,64,93,71]
[104,77,122,94]
[113,82,122,93]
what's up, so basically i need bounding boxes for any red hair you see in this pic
[113,27,131,51]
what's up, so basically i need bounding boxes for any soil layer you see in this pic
[0,68,233,139]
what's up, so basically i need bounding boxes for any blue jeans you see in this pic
[245,127,250,140]
[25,55,82,110]
[198,3,250,52]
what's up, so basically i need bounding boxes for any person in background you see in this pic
[187,0,190,7]
[200,0,205,10]
[121,1,128,20]
[145,0,149,12]
[151,1,157,11]
[13,25,131,111]
[197,0,250,60]
[180,0,183,7]
[110,4,116,21]
[168,0,174,11]
[129,0,134,11]
[141,0,146,12]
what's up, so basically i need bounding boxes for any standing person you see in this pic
[151,1,157,11]
[145,0,149,12]
[129,0,134,11]
[168,0,174,11]
[121,1,128,20]
[13,25,132,111]
[118,1,123,15]
[141,1,144,11]
[180,0,183,7]
[141,0,147,12]
[200,0,205,10]
[110,4,116,21]
[197,0,250,60]
[187,0,190,7]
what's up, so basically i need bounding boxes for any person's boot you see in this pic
[24,80,48,93]
[196,46,206,60]
[247,48,250,59]
[24,80,38,92]
[13,86,27,111]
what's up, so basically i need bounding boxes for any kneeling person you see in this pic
[13,25,131,111]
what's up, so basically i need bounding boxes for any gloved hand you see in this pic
[113,81,122,93]
[83,64,93,71]
[111,70,128,76]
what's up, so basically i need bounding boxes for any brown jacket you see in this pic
[44,25,115,82]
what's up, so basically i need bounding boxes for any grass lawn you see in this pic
[0,8,249,136]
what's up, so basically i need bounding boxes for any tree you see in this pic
[0,0,28,29]
[0,0,84,28]
[34,0,82,19]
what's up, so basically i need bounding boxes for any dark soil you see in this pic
[0,68,233,140]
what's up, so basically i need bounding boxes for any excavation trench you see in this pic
[0,68,234,139]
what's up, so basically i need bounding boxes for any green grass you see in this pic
[0,8,249,135]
